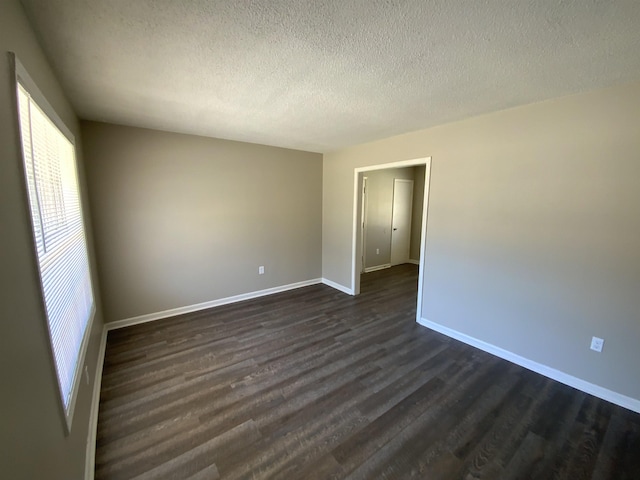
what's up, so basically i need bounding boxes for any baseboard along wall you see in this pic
[321,278,355,295]
[418,317,640,414]
[363,263,391,273]
[105,278,327,331]
[85,327,108,480]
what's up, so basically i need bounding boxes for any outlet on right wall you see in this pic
[322,80,640,408]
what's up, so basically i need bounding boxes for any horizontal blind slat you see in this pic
[16,82,95,418]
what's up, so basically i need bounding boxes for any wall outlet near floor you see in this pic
[376,248,380,255]
[590,336,604,352]
[258,266,265,275]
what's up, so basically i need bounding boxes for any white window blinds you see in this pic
[17,82,95,430]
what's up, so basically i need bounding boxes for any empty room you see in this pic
[2,1,640,479]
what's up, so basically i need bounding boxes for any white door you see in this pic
[390,179,413,266]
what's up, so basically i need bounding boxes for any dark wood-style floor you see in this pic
[96,264,640,480]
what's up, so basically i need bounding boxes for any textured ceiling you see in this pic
[20,0,640,152]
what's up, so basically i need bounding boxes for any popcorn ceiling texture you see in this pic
[20,0,640,152]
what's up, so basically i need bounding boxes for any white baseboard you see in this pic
[85,326,108,480]
[408,259,420,265]
[107,278,322,331]
[418,317,640,414]
[363,263,391,273]
[321,278,354,295]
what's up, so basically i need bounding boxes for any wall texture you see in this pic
[363,167,415,269]
[323,81,640,403]
[82,121,323,323]
[0,1,104,478]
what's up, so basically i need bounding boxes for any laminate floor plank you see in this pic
[95,264,640,479]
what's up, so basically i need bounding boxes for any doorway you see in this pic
[351,157,431,322]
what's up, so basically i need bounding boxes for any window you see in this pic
[15,61,95,432]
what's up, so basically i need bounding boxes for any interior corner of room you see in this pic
[2,0,640,478]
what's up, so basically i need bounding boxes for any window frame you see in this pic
[11,54,96,434]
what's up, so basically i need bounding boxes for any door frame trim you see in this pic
[351,157,432,322]
[360,176,368,273]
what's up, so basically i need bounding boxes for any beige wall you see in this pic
[363,167,415,269]
[323,81,640,402]
[0,1,104,478]
[82,121,323,323]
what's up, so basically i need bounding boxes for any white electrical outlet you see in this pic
[376,248,380,254]
[258,266,265,275]
[590,336,604,352]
